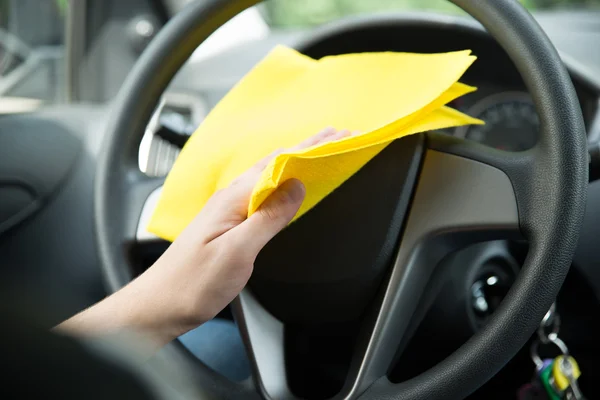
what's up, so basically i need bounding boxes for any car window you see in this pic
[263,0,600,27]
[0,0,66,111]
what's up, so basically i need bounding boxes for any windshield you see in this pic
[1,0,599,110]
[263,0,600,27]
[0,0,65,111]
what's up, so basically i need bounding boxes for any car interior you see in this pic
[1,0,600,399]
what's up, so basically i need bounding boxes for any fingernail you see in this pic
[282,179,306,203]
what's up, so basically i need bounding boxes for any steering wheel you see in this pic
[95,0,588,398]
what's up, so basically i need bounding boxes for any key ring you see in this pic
[542,303,556,327]
[538,303,560,344]
[530,335,569,370]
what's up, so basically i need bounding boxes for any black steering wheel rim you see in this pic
[95,0,588,399]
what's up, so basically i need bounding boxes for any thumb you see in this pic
[228,179,305,257]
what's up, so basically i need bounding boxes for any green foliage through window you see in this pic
[263,0,600,27]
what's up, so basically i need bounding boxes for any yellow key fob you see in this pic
[552,355,581,391]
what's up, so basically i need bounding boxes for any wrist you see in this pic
[112,278,194,346]
[120,261,214,342]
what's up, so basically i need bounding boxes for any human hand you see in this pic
[57,128,351,348]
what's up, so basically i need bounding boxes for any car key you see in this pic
[526,303,586,400]
[552,355,584,400]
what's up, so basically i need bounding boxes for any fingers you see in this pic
[236,127,349,183]
[181,148,286,244]
[328,129,352,142]
[194,128,351,243]
[290,127,338,151]
[227,147,285,199]
[221,127,347,206]
[225,179,306,257]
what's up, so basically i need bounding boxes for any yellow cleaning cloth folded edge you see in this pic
[252,106,483,220]
[148,45,483,242]
[282,82,476,159]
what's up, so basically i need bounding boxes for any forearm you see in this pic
[54,270,203,352]
[54,135,311,355]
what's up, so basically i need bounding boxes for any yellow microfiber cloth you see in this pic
[148,45,483,242]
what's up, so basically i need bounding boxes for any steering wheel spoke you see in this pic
[232,136,526,399]
[123,172,164,243]
[135,182,165,243]
[323,136,522,397]
[427,132,536,227]
[233,290,295,399]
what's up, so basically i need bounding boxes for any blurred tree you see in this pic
[56,0,68,15]
[265,0,600,27]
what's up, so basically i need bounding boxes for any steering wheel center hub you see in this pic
[251,136,424,323]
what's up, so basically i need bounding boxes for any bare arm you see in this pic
[56,128,350,352]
